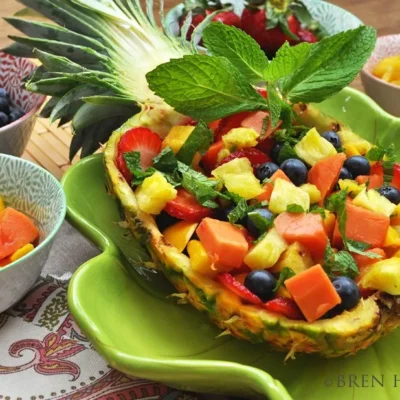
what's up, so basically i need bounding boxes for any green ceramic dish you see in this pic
[64,87,400,400]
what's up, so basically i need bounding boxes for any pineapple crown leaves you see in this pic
[147,22,377,124]
[4,0,199,160]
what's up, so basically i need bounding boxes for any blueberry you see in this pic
[321,130,342,149]
[280,158,308,186]
[0,97,10,114]
[246,208,274,237]
[0,112,8,127]
[0,88,8,98]
[377,186,400,205]
[332,276,361,312]
[339,167,353,180]
[9,108,25,123]
[271,142,284,164]
[255,162,279,181]
[244,270,277,302]
[343,156,370,178]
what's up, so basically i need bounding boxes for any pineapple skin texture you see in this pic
[105,125,400,358]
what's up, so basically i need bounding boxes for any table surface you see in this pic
[0,0,399,177]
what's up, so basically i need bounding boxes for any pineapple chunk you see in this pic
[212,158,263,200]
[360,258,400,295]
[269,179,310,214]
[300,183,321,204]
[217,148,231,163]
[135,172,177,215]
[294,127,337,166]
[338,179,365,196]
[344,144,361,158]
[383,226,400,248]
[270,242,314,274]
[352,188,396,217]
[162,126,195,153]
[244,227,287,270]
[338,127,372,155]
[187,240,216,276]
[222,128,259,149]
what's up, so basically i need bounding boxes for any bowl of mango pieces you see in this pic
[0,154,66,312]
[362,34,400,117]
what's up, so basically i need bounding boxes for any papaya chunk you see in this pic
[308,153,346,201]
[0,208,39,260]
[355,174,384,189]
[332,202,390,248]
[274,212,328,260]
[196,218,249,270]
[285,264,341,322]
[256,169,291,202]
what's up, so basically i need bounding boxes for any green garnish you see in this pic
[323,242,359,279]
[286,204,305,213]
[273,267,296,292]
[123,151,156,185]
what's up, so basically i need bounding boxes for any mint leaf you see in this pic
[286,204,305,213]
[248,210,274,233]
[153,147,178,173]
[123,151,156,185]
[274,267,296,292]
[228,197,248,224]
[323,243,359,279]
[203,22,268,83]
[278,142,298,164]
[310,205,326,219]
[325,190,347,239]
[252,231,267,245]
[147,55,268,123]
[178,161,219,208]
[280,26,376,103]
[347,239,383,259]
[176,121,213,165]
[265,42,311,82]
[366,142,396,184]
[266,83,283,128]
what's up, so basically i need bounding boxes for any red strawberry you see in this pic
[392,163,400,190]
[219,147,271,170]
[117,127,162,182]
[287,14,301,36]
[212,11,242,28]
[264,297,304,320]
[164,188,213,222]
[179,13,206,40]
[256,137,275,155]
[217,273,263,305]
[297,29,318,43]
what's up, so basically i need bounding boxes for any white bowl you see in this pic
[0,154,66,312]
[361,34,400,117]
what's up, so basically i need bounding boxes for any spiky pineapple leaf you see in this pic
[81,96,137,106]
[33,49,88,73]
[2,42,34,58]
[40,97,60,118]
[26,77,78,96]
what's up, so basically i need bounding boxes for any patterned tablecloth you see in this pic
[0,222,231,400]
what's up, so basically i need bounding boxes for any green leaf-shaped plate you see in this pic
[64,87,400,400]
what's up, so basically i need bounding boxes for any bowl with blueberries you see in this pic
[0,52,46,156]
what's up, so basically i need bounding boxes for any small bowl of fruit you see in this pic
[0,51,46,156]
[361,34,400,117]
[0,154,66,312]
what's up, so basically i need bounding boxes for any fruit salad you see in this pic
[0,198,39,267]
[373,56,400,86]
[179,0,323,55]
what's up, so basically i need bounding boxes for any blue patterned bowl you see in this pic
[0,154,66,312]
[166,0,362,43]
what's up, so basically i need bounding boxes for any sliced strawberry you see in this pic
[215,112,251,142]
[297,29,318,43]
[118,127,162,170]
[241,8,270,49]
[241,111,283,138]
[219,147,271,170]
[287,15,301,36]
[256,137,275,155]
[217,273,263,305]
[202,140,225,173]
[116,153,132,182]
[212,11,242,28]
[371,161,384,176]
[164,188,212,222]
[256,88,268,99]
[208,119,222,134]
[392,163,400,190]
[264,297,304,320]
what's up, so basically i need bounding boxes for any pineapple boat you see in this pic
[7,0,400,357]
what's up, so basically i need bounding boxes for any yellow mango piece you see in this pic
[383,226,400,248]
[373,56,400,80]
[222,128,259,149]
[162,126,195,153]
[300,183,321,204]
[10,244,35,262]
[338,127,372,155]
[344,144,361,158]
[163,221,198,253]
[187,240,215,276]
[0,197,5,212]
[276,286,292,299]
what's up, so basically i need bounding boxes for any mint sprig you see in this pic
[273,267,296,292]
[323,242,359,279]
[123,151,156,185]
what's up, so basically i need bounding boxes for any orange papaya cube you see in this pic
[355,174,384,189]
[0,208,39,260]
[332,202,390,248]
[308,153,346,201]
[256,169,291,202]
[285,264,341,322]
[274,212,328,260]
[196,218,249,270]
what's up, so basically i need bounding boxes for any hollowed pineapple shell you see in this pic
[104,115,400,358]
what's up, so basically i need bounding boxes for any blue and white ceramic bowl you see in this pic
[166,0,363,42]
[0,154,66,312]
